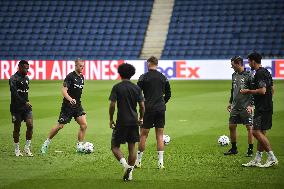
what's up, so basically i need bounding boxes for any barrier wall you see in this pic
[1,59,284,80]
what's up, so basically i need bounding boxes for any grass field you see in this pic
[0,80,283,189]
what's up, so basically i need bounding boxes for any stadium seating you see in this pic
[1,0,283,60]
[162,0,284,59]
[0,0,153,60]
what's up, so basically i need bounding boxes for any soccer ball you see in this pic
[163,134,171,145]
[218,135,230,146]
[83,142,94,154]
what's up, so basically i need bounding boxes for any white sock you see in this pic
[119,158,128,168]
[267,151,276,161]
[25,140,31,148]
[137,151,143,163]
[14,142,20,151]
[158,151,164,165]
[44,138,51,146]
[255,151,263,162]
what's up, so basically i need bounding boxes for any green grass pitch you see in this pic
[0,80,283,189]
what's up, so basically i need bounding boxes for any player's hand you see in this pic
[70,99,76,105]
[110,121,116,129]
[227,104,232,112]
[26,102,32,110]
[138,118,143,126]
[240,89,249,94]
[246,106,254,114]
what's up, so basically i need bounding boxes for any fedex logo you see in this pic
[244,60,284,78]
[144,61,200,79]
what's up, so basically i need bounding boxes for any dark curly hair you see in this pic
[118,63,136,79]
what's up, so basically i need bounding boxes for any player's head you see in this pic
[230,56,243,72]
[147,56,158,68]
[247,52,262,70]
[18,60,29,76]
[75,58,85,74]
[118,63,136,80]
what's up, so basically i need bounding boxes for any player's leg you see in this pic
[242,111,277,167]
[224,124,238,155]
[111,127,131,180]
[155,127,165,169]
[12,113,23,157]
[225,111,239,155]
[245,124,254,157]
[76,114,87,143]
[240,109,254,156]
[75,106,87,150]
[24,111,33,156]
[135,128,150,168]
[126,142,136,181]
[155,111,165,169]
[254,130,278,167]
[41,106,71,154]
[40,123,65,154]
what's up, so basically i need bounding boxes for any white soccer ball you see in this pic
[218,135,230,146]
[83,142,94,154]
[163,134,171,145]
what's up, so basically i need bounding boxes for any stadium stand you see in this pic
[162,0,284,59]
[1,0,283,60]
[0,0,153,60]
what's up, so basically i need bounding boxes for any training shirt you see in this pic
[253,67,273,112]
[229,70,254,110]
[63,71,84,105]
[9,71,30,113]
[137,69,171,112]
[109,80,144,126]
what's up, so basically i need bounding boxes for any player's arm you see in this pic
[227,81,233,112]
[240,87,266,95]
[164,80,171,103]
[61,85,76,105]
[109,101,116,129]
[137,75,144,90]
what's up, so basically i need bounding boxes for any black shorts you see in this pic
[253,111,272,131]
[229,109,253,125]
[111,125,140,147]
[11,110,33,123]
[58,103,86,124]
[142,110,165,129]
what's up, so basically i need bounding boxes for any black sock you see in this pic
[232,142,237,149]
[248,144,253,150]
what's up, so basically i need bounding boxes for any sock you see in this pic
[137,151,143,163]
[267,151,276,161]
[248,144,253,150]
[119,158,128,168]
[231,142,237,149]
[25,140,31,148]
[14,142,20,151]
[158,151,164,165]
[255,151,263,162]
[44,138,51,146]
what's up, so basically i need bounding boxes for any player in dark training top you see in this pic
[224,56,254,157]
[135,56,171,169]
[109,63,145,181]
[241,52,278,168]
[9,60,34,157]
[41,59,88,154]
